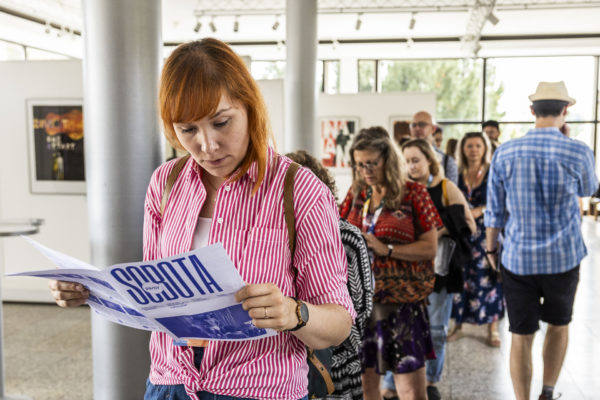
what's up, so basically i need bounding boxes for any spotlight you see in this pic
[406,37,414,48]
[56,25,63,37]
[332,39,339,50]
[233,16,239,32]
[272,15,280,31]
[409,12,416,30]
[209,17,216,33]
[473,43,482,56]
[44,20,51,34]
[193,19,201,33]
[487,11,499,25]
[355,13,362,31]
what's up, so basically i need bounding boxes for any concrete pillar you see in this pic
[284,0,318,153]
[81,0,162,398]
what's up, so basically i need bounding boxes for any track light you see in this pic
[332,39,339,51]
[272,15,280,31]
[409,12,416,30]
[487,11,499,25]
[276,40,284,51]
[44,20,51,34]
[355,13,362,31]
[193,18,201,33]
[233,16,239,32]
[406,37,414,48]
[473,42,482,56]
[209,17,216,33]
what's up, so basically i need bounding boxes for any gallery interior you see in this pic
[0,0,599,399]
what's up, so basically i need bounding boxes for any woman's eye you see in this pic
[214,119,230,128]
[181,127,196,134]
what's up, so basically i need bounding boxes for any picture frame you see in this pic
[319,117,360,168]
[26,99,85,194]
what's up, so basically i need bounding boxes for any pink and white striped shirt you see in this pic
[144,148,356,400]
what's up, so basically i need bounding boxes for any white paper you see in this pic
[9,237,276,342]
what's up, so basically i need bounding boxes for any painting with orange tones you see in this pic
[27,99,85,194]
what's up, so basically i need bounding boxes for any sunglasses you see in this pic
[352,155,382,172]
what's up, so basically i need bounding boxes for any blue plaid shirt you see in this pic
[484,127,598,275]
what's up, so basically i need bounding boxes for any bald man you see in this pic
[410,111,458,184]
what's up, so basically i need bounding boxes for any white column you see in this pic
[81,0,162,398]
[284,0,318,153]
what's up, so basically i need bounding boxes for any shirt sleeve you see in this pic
[339,188,354,219]
[294,171,356,321]
[577,146,599,197]
[484,152,507,228]
[411,182,443,234]
[445,155,459,185]
[143,168,163,262]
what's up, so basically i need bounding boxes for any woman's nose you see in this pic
[198,132,219,153]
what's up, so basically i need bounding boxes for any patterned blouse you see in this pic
[340,181,442,303]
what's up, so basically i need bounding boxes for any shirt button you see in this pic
[224,185,231,191]
[217,217,223,224]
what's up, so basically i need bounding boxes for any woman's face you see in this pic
[463,137,486,164]
[403,146,431,182]
[353,149,385,188]
[173,94,250,178]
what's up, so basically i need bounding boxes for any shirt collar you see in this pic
[527,126,563,136]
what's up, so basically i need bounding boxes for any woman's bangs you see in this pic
[168,68,221,124]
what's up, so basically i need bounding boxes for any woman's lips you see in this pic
[205,156,226,166]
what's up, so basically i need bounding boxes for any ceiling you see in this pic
[0,0,599,59]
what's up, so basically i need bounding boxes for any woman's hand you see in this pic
[235,283,298,331]
[362,233,388,256]
[49,280,89,308]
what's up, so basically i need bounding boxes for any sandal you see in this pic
[487,330,501,347]
[447,327,465,342]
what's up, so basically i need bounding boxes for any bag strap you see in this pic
[307,349,336,394]
[284,162,301,258]
[160,155,191,217]
[442,178,449,207]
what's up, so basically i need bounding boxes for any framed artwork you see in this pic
[27,99,85,194]
[319,117,360,168]
[388,116,412,144]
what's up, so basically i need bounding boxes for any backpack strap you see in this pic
[284,162,301,258]
[160,155,191,217]
[442,178,449,207]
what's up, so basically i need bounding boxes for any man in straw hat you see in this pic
[484,81,598,400]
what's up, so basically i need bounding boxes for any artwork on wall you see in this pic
[388,116,413,144]
[27,99,85,194]
[320,117,360,168]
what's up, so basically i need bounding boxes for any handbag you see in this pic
[283,161,335,398]
[434,179,457,276]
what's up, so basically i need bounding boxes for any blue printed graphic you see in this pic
[100,298,125,313]
[123,306,145,317]
[156,304,266,340]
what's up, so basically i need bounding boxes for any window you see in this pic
[378,58,484,121]
[250,61,285,80]
[486,56,596,122]
[358,60,376,93]
[323,60,340,94]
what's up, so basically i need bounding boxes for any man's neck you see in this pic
[535,116,563,129]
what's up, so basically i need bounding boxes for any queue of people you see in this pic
[46,38,598,400]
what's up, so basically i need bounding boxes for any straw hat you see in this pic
[528,81,576,105]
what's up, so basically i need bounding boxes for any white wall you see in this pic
[0,60,88,302]
[317,92,436,197]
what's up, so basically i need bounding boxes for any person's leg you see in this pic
[542,324,569,387]
[393,367,427,400]
[510,333,535,400]
[362,368,382,400]
[487,320,501,347]
[426,289,454,385]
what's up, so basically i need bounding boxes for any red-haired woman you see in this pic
[48,38,355,400]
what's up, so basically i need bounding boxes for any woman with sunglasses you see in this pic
[447,131,505,347]
[340,127,442,400]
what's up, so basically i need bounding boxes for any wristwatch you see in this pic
[387,244,394,257]
[287,297,309,331]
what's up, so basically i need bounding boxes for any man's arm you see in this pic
[485,227,502,271]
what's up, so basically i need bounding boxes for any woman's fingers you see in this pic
[235,283,296,330]
[48,280,89,308]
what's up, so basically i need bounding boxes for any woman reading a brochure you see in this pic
[48,38,355,400]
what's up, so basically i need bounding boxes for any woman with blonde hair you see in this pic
[48,38,355,400]
[340,127,442,400]
[448,131,505,347]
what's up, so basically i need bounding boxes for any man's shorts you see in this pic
[501,265,580,335]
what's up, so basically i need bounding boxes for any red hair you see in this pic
[159,38,271,194]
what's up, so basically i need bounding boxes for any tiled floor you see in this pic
[2,217,600,400]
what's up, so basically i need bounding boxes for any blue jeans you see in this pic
[381,289,454,390]
[144,379,309,400]
[425,289,454,383]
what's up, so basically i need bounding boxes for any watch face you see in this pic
[299,301,309,324]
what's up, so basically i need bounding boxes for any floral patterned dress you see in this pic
[451,171,505,324]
